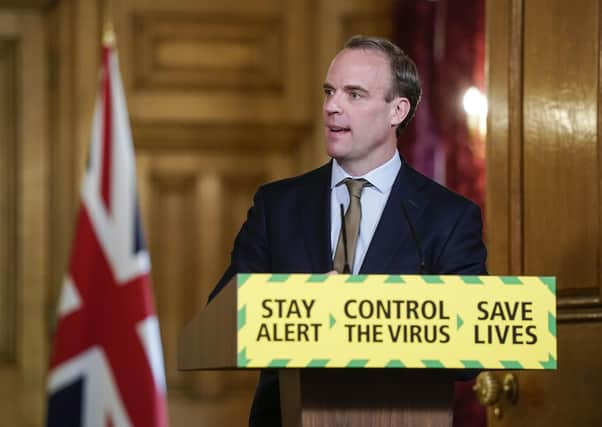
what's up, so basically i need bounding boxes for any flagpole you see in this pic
[103,23,115,48]
[102,0,115,47]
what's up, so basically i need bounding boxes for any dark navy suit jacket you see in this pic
[208,159,487,427]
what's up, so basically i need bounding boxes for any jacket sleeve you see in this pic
[433,202,488,275]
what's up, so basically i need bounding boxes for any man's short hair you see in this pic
[344,35,422,134]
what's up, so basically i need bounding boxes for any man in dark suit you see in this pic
[209,35,487,427]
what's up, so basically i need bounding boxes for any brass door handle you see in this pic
[473,372,518,418]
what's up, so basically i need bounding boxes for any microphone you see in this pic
[401,201,427,274]
[340,203,351,274]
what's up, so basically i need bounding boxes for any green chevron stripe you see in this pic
[307,359,330,367]
[461,275,484,285]
[237,305,247,331]
[540,353,557,369]
[329,313,336,328]
[422,275,444,284]
[346,275,367,283]
[306,274,329,283]
[385,359,405,368]
[548,312,557,337]
[385,275,406,284]
[500,360,523,369]
[500,276,523,285]
[238,348,250,367]
[268,274,290,282]
[237,273,251,288]
[457,315,464,330]
[268,359,291,368]
[422,359,445,368]
[346,359,369,367]
[540,277,556,295]
[461,360,484,369]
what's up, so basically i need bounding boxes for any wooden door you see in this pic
[485,0,602,425]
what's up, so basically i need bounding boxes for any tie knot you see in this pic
[343,178,368,199]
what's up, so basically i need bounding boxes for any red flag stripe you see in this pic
[100,46,113,213]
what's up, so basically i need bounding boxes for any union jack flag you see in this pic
[46,36,169,427]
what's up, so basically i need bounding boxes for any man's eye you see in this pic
[324,88,334,96]
[350,91,361,99]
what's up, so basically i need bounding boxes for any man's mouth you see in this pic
[327,125,351,133]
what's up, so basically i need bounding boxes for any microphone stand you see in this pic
[401,201,427,274]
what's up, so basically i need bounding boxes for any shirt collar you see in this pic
[330,151,401,193]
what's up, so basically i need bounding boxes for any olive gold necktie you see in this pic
[333,178,368,273]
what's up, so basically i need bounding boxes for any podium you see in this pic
[277,368,453,426]
[179,273,556,427]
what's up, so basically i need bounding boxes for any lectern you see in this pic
[179,273,556,427]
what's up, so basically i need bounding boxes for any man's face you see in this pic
[323,48,408,175]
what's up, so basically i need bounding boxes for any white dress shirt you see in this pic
[330,152,401,273]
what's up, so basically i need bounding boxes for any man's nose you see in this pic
[324,94,342,115]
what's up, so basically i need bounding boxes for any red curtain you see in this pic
[395,0,486,212]
[394,1,487,426]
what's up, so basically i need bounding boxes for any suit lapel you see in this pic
[299,162,332,273]
[360,162,429,274]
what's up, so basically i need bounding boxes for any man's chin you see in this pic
[325,141,350,160]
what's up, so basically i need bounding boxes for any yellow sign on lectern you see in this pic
[236,274,557,370]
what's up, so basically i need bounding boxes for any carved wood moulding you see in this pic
[131,12,284,93]
[557,290,602,322]
[131,122,310,151]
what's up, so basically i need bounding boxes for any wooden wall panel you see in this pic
[132,12,284,92]
[0,9,49,427]
[47,0,80,348]
[16,11,49,423]
[135,149,281,422]
[0,29,21,427]
[113,0,311,124]
[0,39,17,361]
[149,171,198,390]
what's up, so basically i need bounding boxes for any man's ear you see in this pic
[391,97,411,127]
